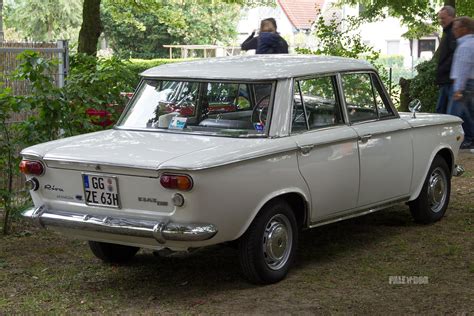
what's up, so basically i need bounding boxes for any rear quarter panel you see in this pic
[169,150,310,245]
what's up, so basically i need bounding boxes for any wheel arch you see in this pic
[409,146,454,201]
[234,189,310,240]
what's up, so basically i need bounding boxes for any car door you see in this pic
[340,72,413,207]
[292,75,360,221]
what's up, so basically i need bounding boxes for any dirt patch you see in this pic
[1,153,473,314]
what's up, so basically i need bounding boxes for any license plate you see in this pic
[82,174,121,208]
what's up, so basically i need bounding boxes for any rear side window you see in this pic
[292,76,343,133]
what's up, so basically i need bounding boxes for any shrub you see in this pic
[0,86,25,234]
[66,54,137,129]
[408,59,438,113]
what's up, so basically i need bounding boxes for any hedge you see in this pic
[124,58,191,88]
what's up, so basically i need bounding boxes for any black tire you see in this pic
[409,156,451,224]
[88,241,139,263]
[238,199,298,284]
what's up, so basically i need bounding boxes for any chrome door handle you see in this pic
[358,134,372,143]
[298,144,315,154]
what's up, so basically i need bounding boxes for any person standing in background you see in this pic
[449,16,474,149]
[435,6,456,114]
[241,18,288,54]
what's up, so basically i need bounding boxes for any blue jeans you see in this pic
[448,79,474,142]
[436,84,452,114]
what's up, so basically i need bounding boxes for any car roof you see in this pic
[140,55,376,81]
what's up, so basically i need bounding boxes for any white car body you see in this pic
[21,55,464,283]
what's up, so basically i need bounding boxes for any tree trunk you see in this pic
[78,0,102,56]
[0,0,4,42]
[399,77,411,112]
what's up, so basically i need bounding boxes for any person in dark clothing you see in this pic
[241,18,289,54]
[435,5,457,114]
[256,19,288,54]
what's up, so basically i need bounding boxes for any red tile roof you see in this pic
[277,0,324,30]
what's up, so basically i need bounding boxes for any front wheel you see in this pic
[88,241,139,263]
[409,156,451,224]
[238,199,298,284]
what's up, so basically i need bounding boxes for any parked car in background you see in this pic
[21,55,465,284]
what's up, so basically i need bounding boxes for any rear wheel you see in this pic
[409,156,451,224]
[238,199,298,284]
[88,241,139,263]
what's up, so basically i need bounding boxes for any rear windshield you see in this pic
[118,79,275,137]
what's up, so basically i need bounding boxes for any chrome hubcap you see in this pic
[427,167,447,213]
[263,214,292,270]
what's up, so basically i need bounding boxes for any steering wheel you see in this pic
[251,95,271,125]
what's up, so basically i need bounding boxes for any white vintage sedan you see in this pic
[21,55,465,284]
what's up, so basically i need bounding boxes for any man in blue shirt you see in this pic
[449,16,474,149]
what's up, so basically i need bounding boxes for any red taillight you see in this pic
[19,160,44,176]
[160,173,193,191]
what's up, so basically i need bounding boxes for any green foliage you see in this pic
[65,54,136,127]
[12,51,67,144]
[456,0,474,16]
[102,0,241,58]
[296,15,380,64]
[126,58,183,84]
[4,0,82,43]
[408,59,438,113]
[0,85,24,234]
[101,9,179,59]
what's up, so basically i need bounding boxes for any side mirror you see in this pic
[408,99,422,118]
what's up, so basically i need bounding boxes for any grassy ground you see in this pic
[1,153,473,314]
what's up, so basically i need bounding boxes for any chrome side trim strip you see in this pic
[404,121,462,129]
[22,207,217,244]
[308,196,410,228]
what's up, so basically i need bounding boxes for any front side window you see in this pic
[292,76,342,133]
[342,73,378,122]
[118,79,273,137]
[342,72,394,122]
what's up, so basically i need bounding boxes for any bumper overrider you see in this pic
[22,206,218,244]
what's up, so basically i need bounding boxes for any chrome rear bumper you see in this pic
[22,206,217,244]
